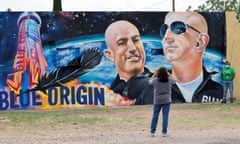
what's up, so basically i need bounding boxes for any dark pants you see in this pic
[150,103,170,134]
[222,80,234,102]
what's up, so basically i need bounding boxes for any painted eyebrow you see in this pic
[132,35,141,39]
[116,38,128,44]
[116,35,141,43]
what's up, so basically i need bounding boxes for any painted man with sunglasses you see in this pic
[160,12,223,103]
[104,20,153,105]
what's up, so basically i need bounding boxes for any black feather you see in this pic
[28,48,102,93]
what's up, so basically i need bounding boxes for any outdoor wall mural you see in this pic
[0,12,226,110]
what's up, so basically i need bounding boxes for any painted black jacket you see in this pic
[172,67,223,103]
[110,67,153,105]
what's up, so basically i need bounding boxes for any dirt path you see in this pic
[1,127,240,144]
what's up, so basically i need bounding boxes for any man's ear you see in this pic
[195,33,209,52]
[200,33,209,48]
[104,49,114,62]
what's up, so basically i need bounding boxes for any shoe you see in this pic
[221,101,226,104]
[150,133,155,137]
[162,133,169,137]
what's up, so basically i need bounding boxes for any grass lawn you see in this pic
[0,101,239,131]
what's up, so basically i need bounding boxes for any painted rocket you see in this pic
[7,12,47,96]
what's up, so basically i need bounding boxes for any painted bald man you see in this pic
[160,12,223,103]
[104,20,153,105]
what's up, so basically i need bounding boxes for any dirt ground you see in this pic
[0,104,240,144]
[1,128,239,144]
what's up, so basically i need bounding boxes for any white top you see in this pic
[176,71,203,103]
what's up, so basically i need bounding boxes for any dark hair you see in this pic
[157,67,169,82]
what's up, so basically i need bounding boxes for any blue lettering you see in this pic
[77,86,87,104]
[10,91,19,109]
[0,91,9,110]
[32,91,41,106]
[94,88,105,105]
[48,87,58,105]
[19,91,30,108]
[71,87,76,104]
[2,85,105,110]
[88,87,93,105]
[60,86,70,105]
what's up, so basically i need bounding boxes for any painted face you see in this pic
[161,13,202,65]
[106,21,145,79]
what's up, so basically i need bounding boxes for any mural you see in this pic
[0,12,226,110]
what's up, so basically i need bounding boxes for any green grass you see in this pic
[170,102,240,130]
[0,101,240,132]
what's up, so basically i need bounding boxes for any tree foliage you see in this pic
[53,0,62,11]
[187,0,240,22]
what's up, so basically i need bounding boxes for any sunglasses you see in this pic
[160,21,201,39]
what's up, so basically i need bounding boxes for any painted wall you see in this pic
[0,12,226,110]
